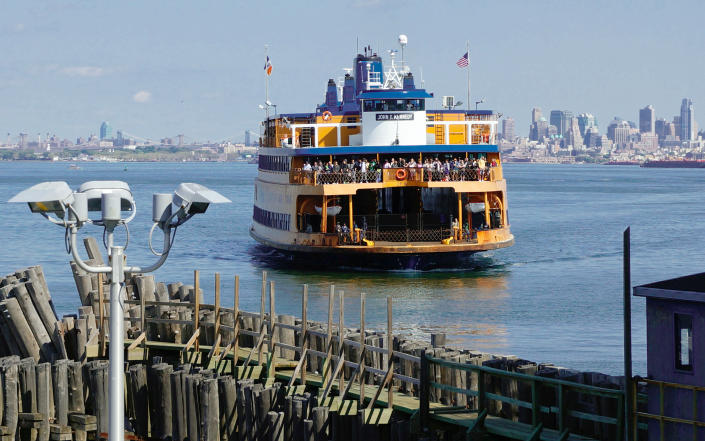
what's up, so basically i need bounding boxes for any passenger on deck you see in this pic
[303,161,312,171]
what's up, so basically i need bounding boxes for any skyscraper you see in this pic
[100,121,113,140]
[531,107,542,124]
[577,113,597,137]
[550,110,573,137]
[680,98,695,141]
[502,118,515,141]
[639,105,655,134]
[655,118,667,142]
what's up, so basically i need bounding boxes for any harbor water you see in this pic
[3,161,705,375]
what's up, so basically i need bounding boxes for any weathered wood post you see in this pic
[127,364,149,438]
[98,274,106,357]
[358,293,367,407]
[217,375,236,441]
[52,359,69,426]
[266,411,284,441]
[170,370,187,441]
[199,378,219,441]
[323,285,334,384]
[214,273,221,361]
[268,281,276,378]
[148,363,173,440]
[387,296,393,408]
[36,362,51,441]
[338,291,345,396]
[301,284,308,386]
[87,361,108,435]
[259,271,267,365]
[185,374,201,441]
[419,350,429,434]
[233,276,240,369]
[193,270,200,356]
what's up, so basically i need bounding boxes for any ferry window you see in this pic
[675,313,693,371]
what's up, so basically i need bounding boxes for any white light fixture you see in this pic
[8,180,230,441]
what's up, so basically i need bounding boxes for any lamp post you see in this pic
[475,98,485,111]
[9,180,230,441]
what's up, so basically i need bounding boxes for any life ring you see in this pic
[322,111,333,121]
[395,168,408,181]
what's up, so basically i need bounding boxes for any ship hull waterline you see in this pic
[250,228,514,270]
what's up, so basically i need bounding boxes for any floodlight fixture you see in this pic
[77,181,136,224]
[172,182,231,216]
[8,181,74,217]
[9,179,230,441]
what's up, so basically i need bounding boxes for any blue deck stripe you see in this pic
[292,144,499,156]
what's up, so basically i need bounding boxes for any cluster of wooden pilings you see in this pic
[0,236,631,440]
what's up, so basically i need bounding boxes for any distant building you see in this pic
[655,118,667,142]
[565,117,583,149]
[639,105,655,134]
[584,127,600,148]
[577,113,597,137]
[640,132,659,152]
[19,133,28,148]
[680,98,695,141]
[531,107,542,124]
[245,130,259,146]
[550,110,573,137]
[614,121,631,147]
[547,124,558,138]
[501,118,515,141]
[116,131,124,147]
[100,121,113,140]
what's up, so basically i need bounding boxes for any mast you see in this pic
[466,41,470,112]
[265,44,270,122]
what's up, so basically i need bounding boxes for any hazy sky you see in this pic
[1,0,704,142]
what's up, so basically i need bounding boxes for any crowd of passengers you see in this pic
[301,155,499,182]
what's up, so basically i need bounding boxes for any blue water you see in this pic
[2,161,704,375]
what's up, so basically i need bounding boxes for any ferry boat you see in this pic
[250,42,513,269]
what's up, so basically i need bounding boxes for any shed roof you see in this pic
[634,272,705,303]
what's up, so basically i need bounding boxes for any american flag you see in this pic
[456,52,469,68]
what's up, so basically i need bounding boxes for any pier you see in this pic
[0,238,637,440]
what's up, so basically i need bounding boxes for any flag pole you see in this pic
[466,41,470,112]
[264,44,270,122]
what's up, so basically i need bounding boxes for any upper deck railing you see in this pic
[290,166,503,185]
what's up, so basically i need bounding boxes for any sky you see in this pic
[1,0,705,143]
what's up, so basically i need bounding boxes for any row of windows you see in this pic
[259,155,290,172]
[253,205,291,231]
[362,99,425,112]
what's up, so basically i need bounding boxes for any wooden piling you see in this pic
[0,299,40,361]
[185,374,201,441]
[359,293,366,406]
[2,361,19,439]
[51,360,69,426]
[127,364,149,438]
[266,411,284,441]
[199,378,220,441]
[149,363,173,440]
[86,361,108,435]
[217,375,236,441]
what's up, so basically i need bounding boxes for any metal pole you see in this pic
[623,227,633,441]
[109,245,125,441]
[466,41,470,112]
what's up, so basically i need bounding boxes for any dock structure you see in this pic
[0,239,635,440]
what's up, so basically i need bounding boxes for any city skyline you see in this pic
[1,1,705,141]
